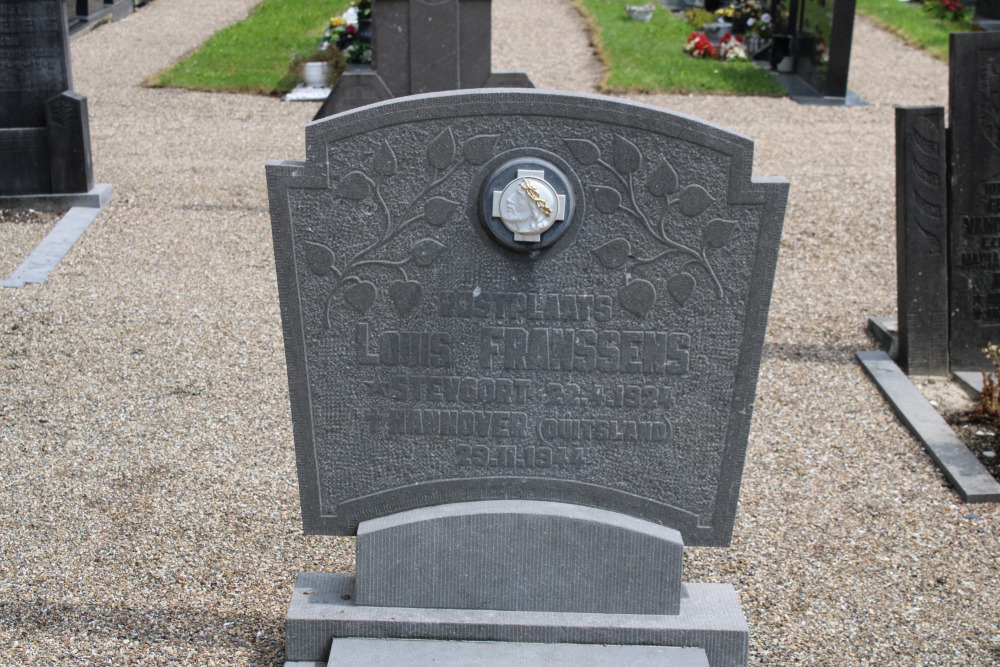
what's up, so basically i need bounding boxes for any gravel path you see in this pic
[1,2,997,666]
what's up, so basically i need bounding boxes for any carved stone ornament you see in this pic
[480,159,575,251]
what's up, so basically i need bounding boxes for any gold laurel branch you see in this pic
[520,178,552,217]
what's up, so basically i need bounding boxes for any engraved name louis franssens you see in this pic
[357,289,686,467]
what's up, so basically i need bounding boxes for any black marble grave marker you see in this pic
[0,0,94,197]
[314,0,533,120]
[949,32,1000,371]
[895,107,949,375]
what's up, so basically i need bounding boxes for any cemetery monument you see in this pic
[0,0,100,207]
[268,90,788,665]
[314,0,533,120]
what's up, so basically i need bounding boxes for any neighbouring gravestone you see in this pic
[268,90,787,666]
[895,107,949,376]
[793,0,857,98]
[949,32,1000,371]
[0,0,94,198]
[313,0,533,120]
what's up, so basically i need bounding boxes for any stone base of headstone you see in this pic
[0,183,111,212]
[483,72,535,88]
[312,66,393,120]
[107,0,133,21]
[285,574,747,667]
[285,501,748,667]
[286,638,711,667]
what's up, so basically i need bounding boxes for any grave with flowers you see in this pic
[313,0,533,120]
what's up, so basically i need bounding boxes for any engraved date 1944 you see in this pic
[456,444,585,469]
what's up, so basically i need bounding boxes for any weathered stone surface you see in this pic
[949,32,1000,371]
[285,572,749,667]
[354,500,684,614]
[895,106,948,375]
[267,90,788,546]
[46,91,94,193]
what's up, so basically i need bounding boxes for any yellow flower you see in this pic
[330,16,346,26]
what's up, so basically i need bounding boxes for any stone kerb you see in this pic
[267,89,788,547]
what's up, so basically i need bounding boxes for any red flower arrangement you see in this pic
[684,31,718,59]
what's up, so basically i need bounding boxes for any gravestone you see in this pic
[949,32,1000,371]
[895,107,949,375]
[314,0,533,120]
[1,0,94,198]
[268,90,787,666]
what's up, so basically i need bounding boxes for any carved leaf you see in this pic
[647,162,679,197]
[424,197,460,226]
[389,280,423,318]
[304,241,336,276]
[335,171,375,200]
[412,238,446,266]
[462,134,500,165]
[667,272,696,306]
[679,185,714,217]
[563,138,602,165]
[703,219,736,248]
[591,238,631,269]
[619,279,656,319]
[593,186,622,214]
[612,135,641,174]
[427,127,457,170]
[344,281,377,313]
[373,139,397,177]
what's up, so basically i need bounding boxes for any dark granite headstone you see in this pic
[895,107,949,375]
[0,0,94,197]
[314,0,533,120]
[794,0,857,98]
[949,32,1000,371]
[269,89,785,666]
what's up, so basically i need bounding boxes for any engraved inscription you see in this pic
[958,180,1000,323]
[456,444,587,469]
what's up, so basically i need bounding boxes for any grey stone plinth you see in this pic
[856,350,1000,502]
[895,107,948,376]
[355,500,683,614]
[315,637,710,666]
[285,572,748,667]
[311,66,392,121]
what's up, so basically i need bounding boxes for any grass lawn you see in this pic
[856,0,974,61]
[148,0,351,95]
[574,0,785,96]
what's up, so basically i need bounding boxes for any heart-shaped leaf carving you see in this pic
[704,219,736,248]
[412,238,445,266]
[647,162,679,197]
[591,238,631,269]
[613,135,641,174]
[593,186,622,214]
[335,171,374,200]
[667,272,696,306]
[619,279,656,319]
[304,241,335,276]
[424,197,459,226]
[678,185,714,217]
[427,127,456,170]
[344,281,377,313]
[462,134,500,165]
[389,280,423,318]
[373,139,397,177]
[563,138,602,165]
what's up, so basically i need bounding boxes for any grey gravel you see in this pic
[1,1,997,666]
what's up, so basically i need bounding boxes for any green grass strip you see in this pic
[575,0,785,96]
[148,0,351,95]
[856,0,974,61]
